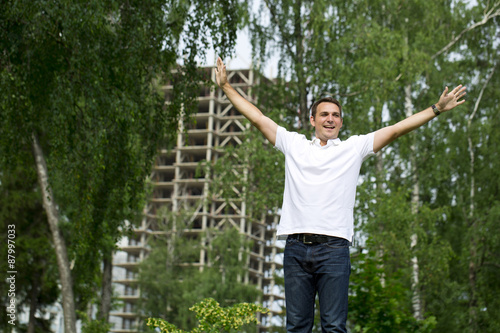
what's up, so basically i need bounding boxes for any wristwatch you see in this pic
[431,104,441,116]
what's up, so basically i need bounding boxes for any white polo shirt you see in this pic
[274,126,375,241]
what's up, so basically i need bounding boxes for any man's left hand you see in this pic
[436,84,467,112]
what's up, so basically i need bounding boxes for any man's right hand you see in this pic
[213,56,278,145]
[215,57,228,88]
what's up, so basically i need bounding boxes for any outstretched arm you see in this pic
[215,57,278,145]
[373,85,466,153]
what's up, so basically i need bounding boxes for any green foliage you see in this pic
[147,298,269,333]
[349,251,437,333]
[208,127,285,214]
[77,311,111,333]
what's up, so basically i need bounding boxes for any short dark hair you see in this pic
[310,97,342,119]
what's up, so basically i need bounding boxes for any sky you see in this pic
[204,29,253,69]
[201,0,280,78]
[203,27,280,78]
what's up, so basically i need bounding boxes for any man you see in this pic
[214,57,466,332]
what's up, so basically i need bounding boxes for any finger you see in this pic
[218,57,225,68]
[451,84,463,95]
[441,86,449,98]
[453,88,466,101]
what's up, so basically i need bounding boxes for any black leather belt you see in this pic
[289,233,332,244]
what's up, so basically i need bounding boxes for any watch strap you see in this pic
[431,104,441,116]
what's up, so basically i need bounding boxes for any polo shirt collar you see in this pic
[311,137,341,147]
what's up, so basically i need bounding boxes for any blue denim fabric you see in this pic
[284,236,351,333]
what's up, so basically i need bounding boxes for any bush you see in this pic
[147,298,269,333]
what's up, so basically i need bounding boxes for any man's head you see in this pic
[310,97,342,119]
[309,97,343,145]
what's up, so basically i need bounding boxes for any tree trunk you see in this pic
[98,252,113,322]
[294,0,309,132]
[466,65,495,332]
[468,108,478,333]
[468,237,478,333]
[27,278,39,333]
[32,134,77,333]
[373,99,386,287]
[405,84,423,321]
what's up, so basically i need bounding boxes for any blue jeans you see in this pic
[284,236,351,333]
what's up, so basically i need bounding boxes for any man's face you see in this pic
[310,102,343,146]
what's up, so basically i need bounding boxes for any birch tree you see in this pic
[0,0,243,331]
[426,2,500,328]
[0,150,59,332]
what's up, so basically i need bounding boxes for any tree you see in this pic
[337,1,499,329]
[349,250,437,333]
[0,0,244,331]
[0,149,59,333]
[424,3,500,328]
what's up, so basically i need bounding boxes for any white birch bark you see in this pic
[32,134,77,333]
[405,84,423,321]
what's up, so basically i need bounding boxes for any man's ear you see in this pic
[310,115,316,127]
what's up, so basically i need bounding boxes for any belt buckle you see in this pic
[301,234,314,245]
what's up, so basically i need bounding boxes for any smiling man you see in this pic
[215,57,466,332]
[310,99,343,144]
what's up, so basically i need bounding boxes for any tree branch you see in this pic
[483,262,500,269]
[321,85,369,97]
[467,63,496,218]
[468,63,497,126]
[432,2,500,59]
[263,0,298,63]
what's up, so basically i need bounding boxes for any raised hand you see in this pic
[436,85,467,112]
[215,57,228,88]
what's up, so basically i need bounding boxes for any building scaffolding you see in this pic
[110,66,284,332]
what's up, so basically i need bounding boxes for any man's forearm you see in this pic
[373,106,437,153]
[221,82,264,125]
[220,82,278,145]
[373,84,465,153]
[215,57,278,145]
[391,106,436,138]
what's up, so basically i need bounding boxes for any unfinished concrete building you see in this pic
[110,66,284,332]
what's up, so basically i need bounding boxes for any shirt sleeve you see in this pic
[351,132,376,161]
[274,126,290,154]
